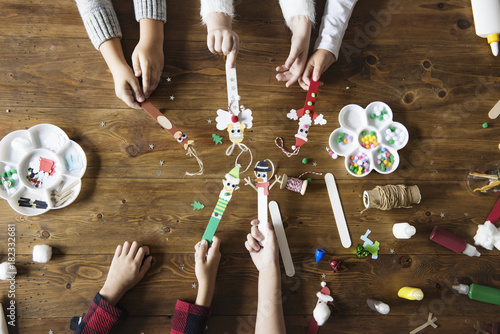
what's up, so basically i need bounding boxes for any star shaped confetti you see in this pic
[49,331,54,334]
[390,248,395,254]
[440,213,445,218]
[321,273,326,279]
[325,147,330,152]
[149,144,154,149]
[313,162,318,167]
[180,264,185,270]
[464,213,469,217]
[192,283,197,289]
[101,121,106,127]
[160,160,165,166]
[207,119,212,124]
[170,95,175,101]
[166,77,172,82]
[157,171,162,176]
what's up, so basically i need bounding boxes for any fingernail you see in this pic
[201,239,208,245]
[134,71,141,76]
[313,75,318,81]
[137,96,144,102]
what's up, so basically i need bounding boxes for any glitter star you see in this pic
[390,248,395,254]
[231,86,236,90]
[160,160,165,166]
[313,162,318,167]
[180,264,185,270]
[149,144,154,149]
[321,273,326,279]
[170,95,175,100]
[157,171,162,176]
[101,121,106,127]
[230,77,235,82]
[192,283,197,289]
[440,213,445,218]
[49,331,54,334]
[166,77,171,82]
[325,147,330,152]
[464,213,469,217]
[207,119,212,124]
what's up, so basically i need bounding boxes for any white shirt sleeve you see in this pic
[200,0,235,25]
[314,0,358,60]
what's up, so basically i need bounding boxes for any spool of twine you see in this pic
[280,172,322,195]
[361,185,421,213]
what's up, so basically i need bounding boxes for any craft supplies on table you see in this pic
[429,226,481,257]
[329,102,408,177]
[362,185,421,212]
[466,161,500,195]
[269,201,295,277]
[278,171,322,195]
[471,0,500,56]
[393,223,417,239]
[398,287,424,301]
[307,282,334,333]
[453,283,500,305]
[0,124,86,216]
[366,298,390,315]
[276,76,327,157]
[324,173,352,248]
[141,100,203,176]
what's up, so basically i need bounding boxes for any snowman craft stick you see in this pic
[141,101,203,175]
[216,61,254,172]
[307,282,334,334]
[201,165,241,243]
[275,77,327,157]
[243,160,284,243]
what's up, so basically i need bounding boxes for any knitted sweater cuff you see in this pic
[279,0,315,28]
[200,0,235,25]
[134,0,167,23]
[81,7,122,50]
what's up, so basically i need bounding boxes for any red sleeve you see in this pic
[74,293,127,334]
[170,300,211,334]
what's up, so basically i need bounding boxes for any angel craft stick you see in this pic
[141,101,203,176]
[216,61,253,172]
[201,165,241,243]
[243,160,284,243]
[276,77,327,157]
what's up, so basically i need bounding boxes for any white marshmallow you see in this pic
[33,244,52,263]
[0,262,16,280]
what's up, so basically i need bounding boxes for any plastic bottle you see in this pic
[366,298,390,314]
[398,287,424,301]
[392,223,416,239]
[429,226,481,257]
[452,283,500,305]
[471,0,500,56]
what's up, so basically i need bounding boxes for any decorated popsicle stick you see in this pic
[325,173,352,248]
[488,100,500,119]
[269,200,295,277]
[141,101,203,176]
[307,282,334,333]
[216,61,253,172]
[201,165,240,243]
[276,76,327,157]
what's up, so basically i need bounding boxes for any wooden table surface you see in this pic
[0,0,499,333]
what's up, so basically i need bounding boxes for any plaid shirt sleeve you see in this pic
[170,300,212,334]
[74,293,127,334]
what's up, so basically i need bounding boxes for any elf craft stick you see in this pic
[269,200,295,277]
[276,76,327,157]
[201,165,240,243]
[141,100,203,176]
[325,173,352,248]
[243,160,283,243]
[216,61,253,172]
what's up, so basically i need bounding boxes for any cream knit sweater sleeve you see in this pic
[278,0,316,28]
[76,0,166,49]
[200,0,234,25]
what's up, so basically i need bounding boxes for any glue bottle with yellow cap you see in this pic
[471,0,500,56]
[398,287,424,301]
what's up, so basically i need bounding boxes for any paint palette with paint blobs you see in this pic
[329,102,409,177]
[0,124,87,216]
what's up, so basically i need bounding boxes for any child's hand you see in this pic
[206,12,239,68]
[299,49,337,90]
[99,241,153,305]
[111,64,145,109]
[245,220,279,273]
[276,16,312,88]
[195,236,221,307]
[133,19,164,99]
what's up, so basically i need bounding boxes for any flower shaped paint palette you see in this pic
[329,102,409,177]
[0,124,87,216]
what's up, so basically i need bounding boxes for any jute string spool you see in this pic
[361,185,421,213]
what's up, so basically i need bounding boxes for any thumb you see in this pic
[312,65,322,82]
[132,53,142,77]
[129,77,145,103]
[284,49,298,70]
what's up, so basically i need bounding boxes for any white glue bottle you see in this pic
[471,0,500,56]
[366,298,390,315]
[393,223,416,239]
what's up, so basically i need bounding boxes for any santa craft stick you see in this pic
[201,165,240,243]
[276,76,327,157]
[216,61,253,172]
[141,101,203,175]
[243,160,283,243]
[307,282,334,334]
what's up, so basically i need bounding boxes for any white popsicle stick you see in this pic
[488,100,500,119]
[257,187,268,243]
[269,201,295,277]
[324,173,352,248]
[226,61,239,113]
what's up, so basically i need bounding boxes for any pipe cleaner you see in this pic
[141,101,203,176]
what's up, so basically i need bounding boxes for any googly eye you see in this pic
[231,129,235,134]
[305,130,309,135]
[226,182,231,186]
[237,129,241,133]
[181,133,187,139]
[231,184,236,188]
[176,137,183,142]
[299,129,304,133]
